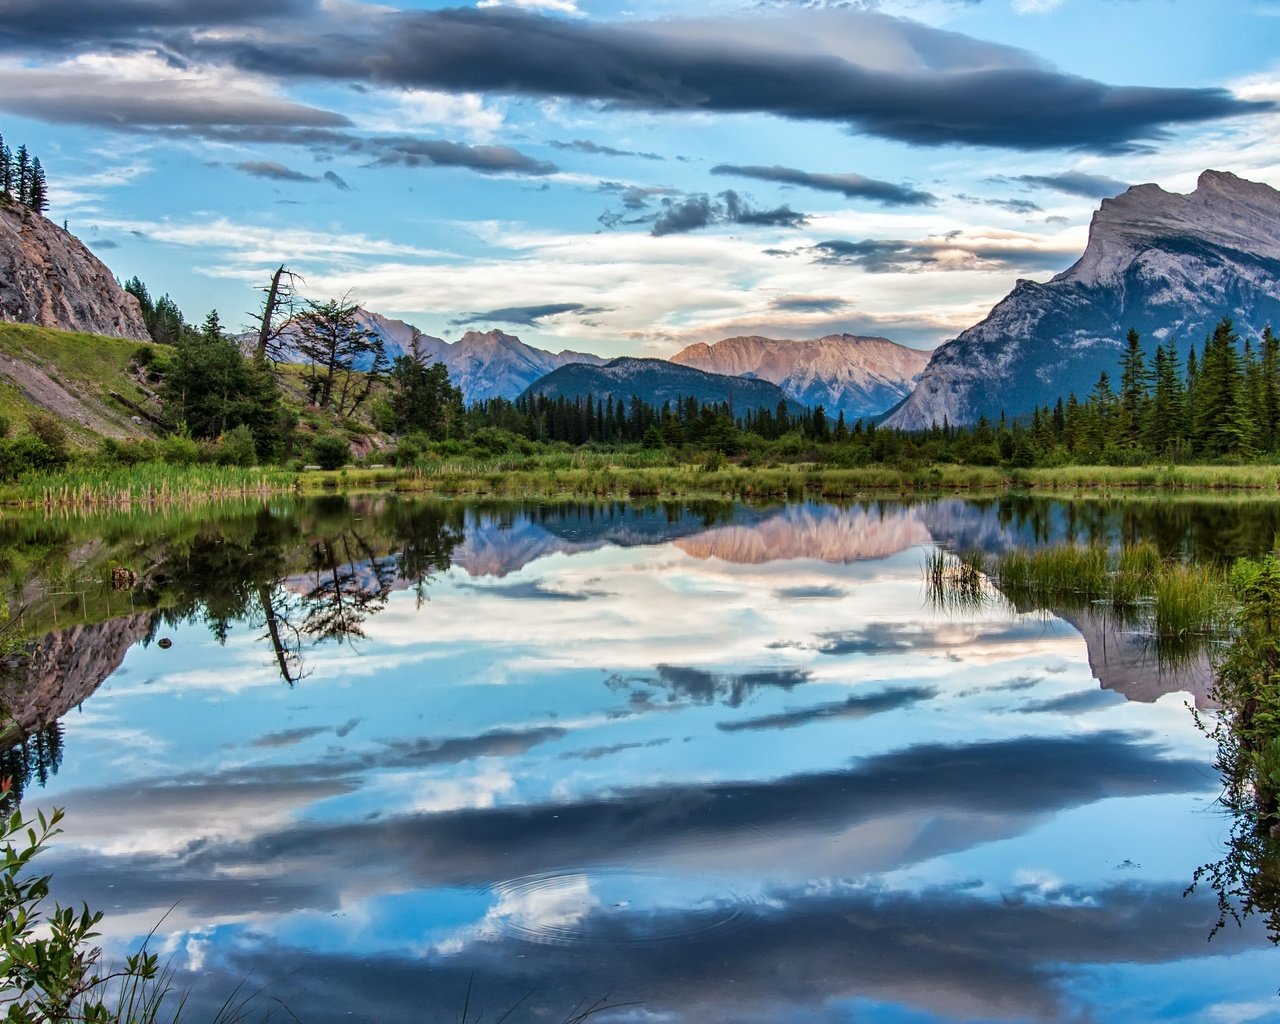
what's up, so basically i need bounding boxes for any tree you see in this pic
[26,158,46,215]
[0,130,10,201]
[161,308,282,457]
[388,355,462,438]
[1118,328,1150,446]
[13,146,30,206]
[251,264,302,363]
[295,297,386,414]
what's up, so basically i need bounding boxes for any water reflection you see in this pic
[0,495,1277,1022]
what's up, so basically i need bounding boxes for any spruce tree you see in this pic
[0,130,9,200]
[1118,328,1150,446]
[1262,325,1280,453]
[13,145,30,206]
[27,157,47,214]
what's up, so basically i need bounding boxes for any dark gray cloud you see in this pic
[87,238,119,249]
[809,235,1072,274]
[0,0,308,47]
[712,163,936,205]
[596,181,680,209]
[549,138,663,161]
[1009,170,1132,198]
[322,169,350,191]
[142,877,1265,1024]
[171,8,1267,154]
[650,191,807,236]
[449,303,608,328]
[233,160,317,182]
[1016,688,1124,715]
[718,685,937,732]
[768,296,849,314]
[365,137,556,176]
[956,192,1043,214]
[645,664,812,706]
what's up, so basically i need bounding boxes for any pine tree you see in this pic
[27,157,47,214]
[13,145,30,206]
[1118,328,1150,447]
[0,130,9,200]
[1262,325,1280,453]
[1143,344,1186,457]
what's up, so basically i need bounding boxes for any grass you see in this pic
[926,541,1230,652]
[0,323,163,444]
[0,464,296,509]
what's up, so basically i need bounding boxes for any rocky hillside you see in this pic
[0,203,149,341]
[445,329,606,404]
[884,170,1280,429]
[522,357,804,414]
[672,334,929,420]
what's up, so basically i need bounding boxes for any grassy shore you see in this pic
[6,458,1280,508]
[297,458,1280,501]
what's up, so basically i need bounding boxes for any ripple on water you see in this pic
[481,867,764,947]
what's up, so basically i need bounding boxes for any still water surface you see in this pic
[6,496,1280,1023]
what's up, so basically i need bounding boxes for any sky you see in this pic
[2,0,1279,356]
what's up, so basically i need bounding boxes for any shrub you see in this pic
[158,432,200,466]
[311,433,350,470]
[216,424,258,467]
[25,413,68,458]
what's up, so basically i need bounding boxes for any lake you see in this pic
[3,494,1279,1023]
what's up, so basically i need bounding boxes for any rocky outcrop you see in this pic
[0,612,156,736]
[672,334,929,420]
[0,203,150,340]
[884,170,1280,429]
[445,329,606,404]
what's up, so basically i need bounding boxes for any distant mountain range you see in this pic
[886,169,1280,429]
[671,334,929,421]
[250,314,608,404]
[522,357,805,415]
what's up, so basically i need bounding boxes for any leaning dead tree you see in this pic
[251,263,304,363]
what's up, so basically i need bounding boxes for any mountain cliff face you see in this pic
[445,330,606,404]
[0,203,150,341]
[884,170,1280,429]
[523,357,804,414]
[672,334,929,420]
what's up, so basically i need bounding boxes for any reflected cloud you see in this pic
[717,685,936,732]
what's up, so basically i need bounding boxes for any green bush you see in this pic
[158,433,200,466]
[0,436,68,480]
[25,413,68,459]
[311,433,350,470]
[215,425,258,467]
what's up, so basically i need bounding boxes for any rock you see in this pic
[0,203,150,340]
[884,169,1280,429]
[672,334,930,420]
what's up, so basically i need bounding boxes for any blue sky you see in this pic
[3,0,1278,355]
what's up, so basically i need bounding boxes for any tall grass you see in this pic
[926,540,1230,655]
[0,465,296,509]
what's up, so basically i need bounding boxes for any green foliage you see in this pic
[295,298,387,415]
[0,795,160,1021]
[310,433,350,470]
[388,356,462,439]
[25,414,67,459]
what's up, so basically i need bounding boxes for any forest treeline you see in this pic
[5,254,1279,478]
[0,128,48,214]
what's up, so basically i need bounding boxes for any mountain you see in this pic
[250,316,605,403]
[671,334,929,420]
[884,170,1280,429]
[445,330,607,404]
[0,204,149,341]
[522,357,805,414]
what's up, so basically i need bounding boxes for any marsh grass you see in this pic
[0,465,296,509]
[926,541,1229,659]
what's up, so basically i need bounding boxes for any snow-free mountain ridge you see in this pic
[672,334,929,420]
[885,170,1280,429]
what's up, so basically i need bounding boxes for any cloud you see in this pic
[363,136,557,175]
[448,302,608,328]
[809,231,1076,274]
[233,160,318,182]
[322,170,351,191]
[596,181,680,210]
[179,7,1268,154]
[87,238,119,249]
[769,295,849,313]
[1008,170,1132,198]
[711,163,936,205]
[0,56,349,130]
[717,685,937,732]
[650,191,808,236]
[955,192,1043,214]
[549,138,663,160]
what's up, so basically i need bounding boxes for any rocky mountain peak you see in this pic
[884,168,1280,430]
[0,204,150,340]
